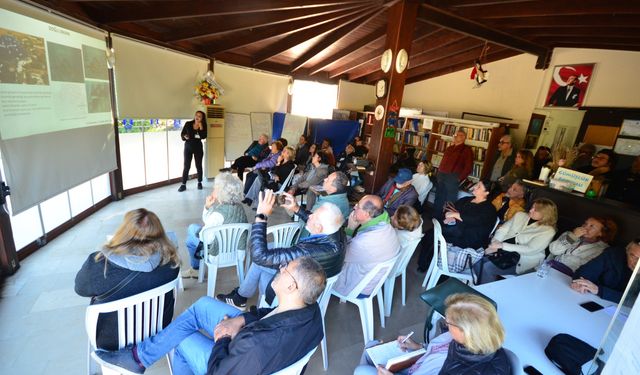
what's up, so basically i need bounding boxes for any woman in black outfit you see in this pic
[178,110,207,192]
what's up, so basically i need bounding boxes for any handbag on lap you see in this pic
[489,249,520,269]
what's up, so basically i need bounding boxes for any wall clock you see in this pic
[374,105,385,120]
[380,49,393,73]
[376,79,387,98]
[396,48,408,73]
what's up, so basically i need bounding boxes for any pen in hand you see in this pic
[401,331,414,344]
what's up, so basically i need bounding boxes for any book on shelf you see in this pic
[432,139,451,153]
[365,340,426,372]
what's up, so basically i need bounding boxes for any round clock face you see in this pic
[396,49,408,73]
[376,79,386,98]
[380,49,393,73]
[374,105,385,120]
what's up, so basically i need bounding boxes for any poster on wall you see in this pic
[545,64,595,108]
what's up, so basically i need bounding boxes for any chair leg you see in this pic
[357,300,374,344]
[401,271,407,306]
[88,341,98,375]
[426,269,441,290]
[167,351,174,375]
[321,319,329,370]
[198,259,205,283]
[376,291,385,329]
[422,255,436,287]
[177,275,184,292]
[383,279,395,318]
[207,264,218,297]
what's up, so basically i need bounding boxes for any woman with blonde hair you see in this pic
[353,293,510,375]
[499,149,533,191]
[474,198,557,284]
[75,208,180,350]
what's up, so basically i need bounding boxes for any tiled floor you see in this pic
[0,182,431,375]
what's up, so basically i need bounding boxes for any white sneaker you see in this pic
[354,186,365,193]
[181,268,199,279]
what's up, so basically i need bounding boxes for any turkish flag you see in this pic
[545,64,595,107]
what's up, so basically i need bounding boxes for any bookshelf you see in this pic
[426,116,509,181]
[392,115,433,162]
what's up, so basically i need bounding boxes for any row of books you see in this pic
[414,149,428,160]
[403,132,429,147]
[437,123,492,142]
[431,139,451,153]
[470,146,487,162]
[470,163,483,178]
[398,117,423,132]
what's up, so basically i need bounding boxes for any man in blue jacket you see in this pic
[571,239,640,303]
[93,256,326,375]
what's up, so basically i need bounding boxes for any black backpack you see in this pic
[544,333,597,375]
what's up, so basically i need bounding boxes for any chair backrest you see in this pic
[276,168,297,194]
[85,276,180,350]
[432,219,450,271]
[318,273,340,316]
[266,222,303,249]
[490,217,500,237]
[200,223,252,267]
[503,348,523,375]
[391,237,423,278]
[344,256,399,299]
[270,347,317,375]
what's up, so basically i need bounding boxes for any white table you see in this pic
[475,269,614,375]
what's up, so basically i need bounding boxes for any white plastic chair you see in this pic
[270,347,317,375]
[330,256,399,344]
[86,276,180,375]
[423,219,473,290]
[267,222,304,248]
[383,237,422,317]
[317,273,340,371]
[198,223,252,297]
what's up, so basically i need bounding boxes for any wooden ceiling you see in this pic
[26,0,640,84]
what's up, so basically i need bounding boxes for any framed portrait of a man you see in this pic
[545,64,595,108]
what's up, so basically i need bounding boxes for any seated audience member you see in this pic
[333,195,400,296]
[605,154,640,207]
[572,143,597,171]
[289,151,330,209]
[474,198,557,284]
[577,149,617,195]
[412,161,433,208]
[353,293,510,375]
[75,209,180,350]
[337,144,356,173]
[488,135,515,186]
[306,171,351,220]
[93,257,326,375]
[547,216,617,275]
[242,145,296,207]
[217,190,345,309]
[571,239,640,303]
[183,172,248,277]
[492,180,527,224]
[377,168,419,216]
[230,133,270,180]
[294,134,310,168]
[321,138,336,166]
[243,141,283,192]
[392,205,423,246]
[298,143,318,173]
[391,147,418,174]
[442,180,497,250]
[498,149,533,191]
[532,145,552,180]
[277,137,288,147]
[353,136,369,157]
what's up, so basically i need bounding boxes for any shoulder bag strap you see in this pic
[92,271,142,304]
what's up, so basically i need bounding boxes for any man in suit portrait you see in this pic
[547,74,581,107]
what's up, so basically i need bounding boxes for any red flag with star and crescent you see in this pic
[545,64,595,107]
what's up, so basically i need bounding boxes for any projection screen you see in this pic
[0,2,116,214]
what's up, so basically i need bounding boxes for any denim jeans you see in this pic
[185,224,203,269]
[136,297,242,375]
[237,263,277,298]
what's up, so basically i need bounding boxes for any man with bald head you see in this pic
[333,195,400,296]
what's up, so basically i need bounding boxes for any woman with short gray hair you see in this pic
[182,172,248,278]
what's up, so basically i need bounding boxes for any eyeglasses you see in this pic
[498,141,510,145]
[279,263,298,289]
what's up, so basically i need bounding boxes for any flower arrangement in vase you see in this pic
[195,75,222,105]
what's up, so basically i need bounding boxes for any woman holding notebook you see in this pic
[353,293,511,374]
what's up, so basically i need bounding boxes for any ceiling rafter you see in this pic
[289,5,390,72]
[251,5,374,66]
[419,4,550,68]
[87,0,378,23]
[163,3,369,43]
[451,0,640,18]
[490,14,640,28]
[202,6,369,56]
[329,48,382,78]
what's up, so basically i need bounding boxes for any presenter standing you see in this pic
[178,111,207,192]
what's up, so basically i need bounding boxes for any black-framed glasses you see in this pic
[279,263,298,289]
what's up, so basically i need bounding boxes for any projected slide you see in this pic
[0,8,112,140]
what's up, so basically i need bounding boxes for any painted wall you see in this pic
[403,48,640,147]
[214,61,289,114]
[531,108,586,149]
[337,80,374,112]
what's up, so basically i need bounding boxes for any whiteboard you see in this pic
[281,114,307,144]
[250,112,273,139]
[224,113,252,160]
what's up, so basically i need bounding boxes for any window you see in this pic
[291,80,338,119]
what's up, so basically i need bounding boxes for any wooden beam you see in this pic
[251,5,371,65]
[201,7,367,55]
[492,15,640,29]
[418,4,549,61]
[289,5,389,72]
[163,3,368,43]
[328,47,382,78]
[88,0,377,23]
[453,0,640,18]
[307,26,387,75]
